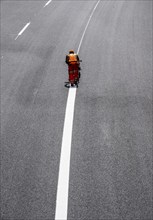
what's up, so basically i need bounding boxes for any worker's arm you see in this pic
[65,55,69,64]
[76,55,80,62]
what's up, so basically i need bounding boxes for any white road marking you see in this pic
[32,89,39,104]
[33,88,39,97]
[15,22,31,40]
[77,0,100,54]
[55,88,77,220]
[55,1,100,219]
[44,0,52,8]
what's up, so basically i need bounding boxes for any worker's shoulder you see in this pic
[66,53,78,57]
[74,53,79,57]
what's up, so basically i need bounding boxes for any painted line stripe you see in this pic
[15,22,31,40]
[77,0,100,54]
[55,1,100,219]
[55,88,77,220]
[44,0,52,7]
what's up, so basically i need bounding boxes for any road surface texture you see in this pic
[1,0,152,220]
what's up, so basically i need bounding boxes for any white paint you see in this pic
[55,88,77,220]
[44,0,52,8]
[77,0,100,54]
[33,88,38,96]
[15,22,31,40]
[55,1,100,219]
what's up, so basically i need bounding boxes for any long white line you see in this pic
[77,0,100,54]
[55,88,77,220]
[15,22,31,40]
[55,1,100,219]
[44,0,52,8]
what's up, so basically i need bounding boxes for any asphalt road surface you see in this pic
[1,1,152,220]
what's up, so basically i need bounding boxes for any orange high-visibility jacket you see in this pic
[66,54,79,64]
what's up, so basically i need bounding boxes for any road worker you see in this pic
[65,50,81,81]
[65,50,80,65]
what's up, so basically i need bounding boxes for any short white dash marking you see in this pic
[15,35,19,41]
[32,89,39,104]
[44,0,52,7]
[15,22,30,40]
[55,1,100,220]
[33,89,38,96]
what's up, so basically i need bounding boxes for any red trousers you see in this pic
[68,63,79,82]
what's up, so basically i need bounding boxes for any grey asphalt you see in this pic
[1,1,152,220]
